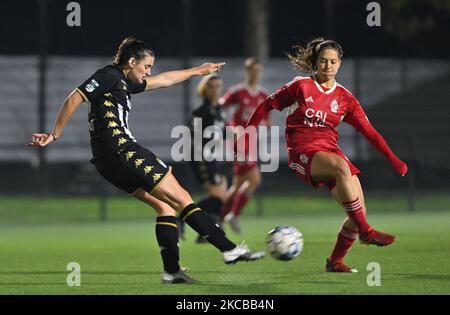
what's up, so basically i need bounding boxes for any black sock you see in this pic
[181,203,236,252]
[197,196,223,224]
[155,216,180,274]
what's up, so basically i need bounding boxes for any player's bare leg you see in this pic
[132,189,198,284]
[150,173,265,263]
[311,152,395,247]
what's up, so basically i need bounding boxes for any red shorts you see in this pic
[288,148,361,190]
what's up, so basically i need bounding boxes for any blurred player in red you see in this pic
[246,38,408,273]
[219,58,270,234]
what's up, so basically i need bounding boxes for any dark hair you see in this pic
[244,57,261,69]
[113,36,154,67]
[287,37,343,73]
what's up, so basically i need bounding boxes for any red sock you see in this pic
[342,198,371,234]
[230,192,250,217]
[329,226,357,263]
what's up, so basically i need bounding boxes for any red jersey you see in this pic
[265,76,368,152]
[246,76,408,176]
[220,83,269,127]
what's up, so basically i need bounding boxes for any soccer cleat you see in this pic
[326,258,358,273]
[223,242,265,265]
[161,268,200,284]
[359,229,396,247]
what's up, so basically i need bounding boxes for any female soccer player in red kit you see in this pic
[246,38,408,272]
[219,58,270,234]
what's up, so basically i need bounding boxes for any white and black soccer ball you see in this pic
[266,226,304,261]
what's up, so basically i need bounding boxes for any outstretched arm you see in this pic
[246,99,274,128]
[344,101,408,176]
[145,62,225,90]
[28,90,84,147]
[246,82,296,128]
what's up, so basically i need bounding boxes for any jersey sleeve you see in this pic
[76,70,118,103]
[219,88,238,108]
[129,80,147,94]
[344,95,408,176]
[342,97,369,132]
[246,80,298,128]
[261,91,271,124]
[266,79,298,111]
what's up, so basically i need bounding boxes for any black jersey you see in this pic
[190,101,226,145]
[189,101,228,185]
[76,65,147,153]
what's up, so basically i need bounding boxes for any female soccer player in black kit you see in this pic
[28,37,264,284]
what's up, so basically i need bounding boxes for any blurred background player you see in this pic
[219,57,271,234]
[28,37,264,284]
[246,38,408,273]
[178,74,231,243]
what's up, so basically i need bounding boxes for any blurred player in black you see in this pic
[178,74,231,243]
[28,37,264,284]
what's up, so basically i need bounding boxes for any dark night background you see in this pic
[1,0,449,58]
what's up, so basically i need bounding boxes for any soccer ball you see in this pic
[266,226,304,261]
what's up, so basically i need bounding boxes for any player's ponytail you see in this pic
[113,36,154,67]
[287,37,343,73]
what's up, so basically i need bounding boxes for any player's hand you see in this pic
[393,159,408,177]
[196,62,226,75]
[27,133,55,147]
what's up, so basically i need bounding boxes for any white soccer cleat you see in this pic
[161,267,200,284]
[222,242,265,265]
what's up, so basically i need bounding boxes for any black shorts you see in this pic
[191,160,227,186]
[90,141,171,195]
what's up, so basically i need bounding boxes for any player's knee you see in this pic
[153,205,177,217]
[334,161,351,180]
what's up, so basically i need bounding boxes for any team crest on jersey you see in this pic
[299,154,308,164]
[85,79,99,92]
[330,99,339,113]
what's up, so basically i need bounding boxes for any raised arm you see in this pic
[28,90,84,147]
[246,81,296,128]
[145,62,225,90]
[246,98,274,128]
